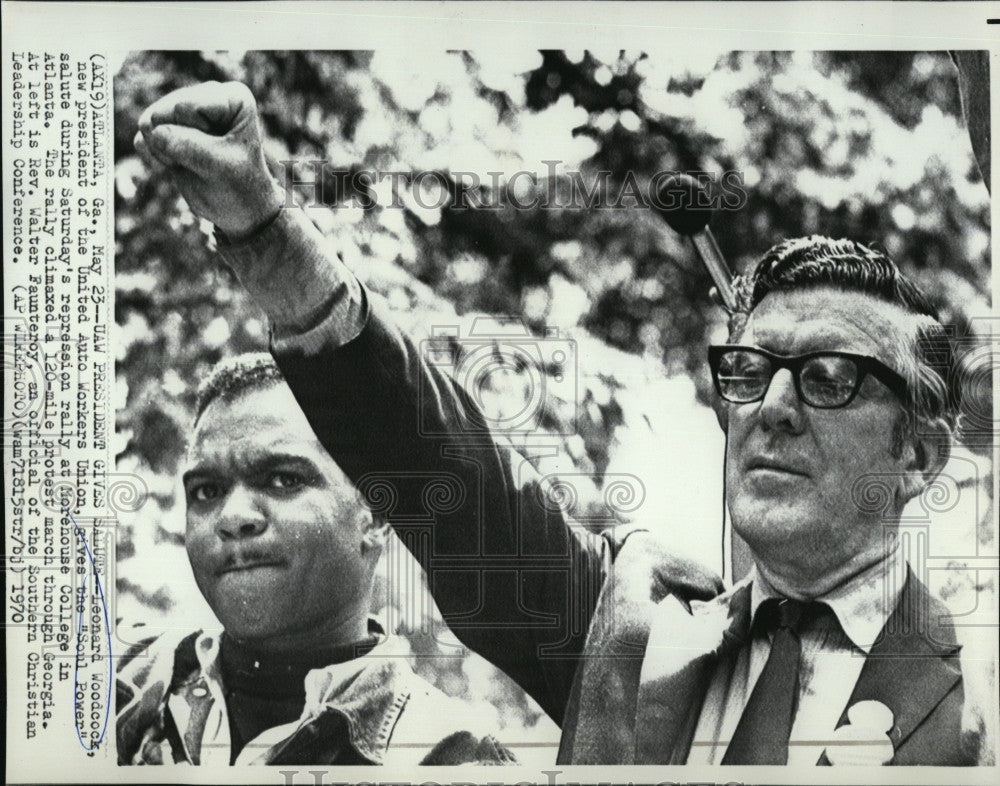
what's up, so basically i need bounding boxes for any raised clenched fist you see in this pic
[134,81,283,240]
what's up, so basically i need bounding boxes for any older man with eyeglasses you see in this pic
[672,239,962,765]
[134,81,988,767]
[562,237,981,766]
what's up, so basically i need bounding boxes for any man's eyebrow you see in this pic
[181,464,215,487]
[245,452,324,477]
[183,451,325,483]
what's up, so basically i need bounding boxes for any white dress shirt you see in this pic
[688,546,907,764]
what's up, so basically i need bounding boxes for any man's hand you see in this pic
[615,530,725,606]
[134,81,282,240]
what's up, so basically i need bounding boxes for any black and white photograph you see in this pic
[110,46,995,768]
[3,2,998,784]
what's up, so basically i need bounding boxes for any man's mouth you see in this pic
[216,553,286,575]
[746,457,809,477]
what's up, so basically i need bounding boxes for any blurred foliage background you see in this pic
[113,50,992,752]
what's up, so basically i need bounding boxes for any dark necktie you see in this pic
[721,598,819,764]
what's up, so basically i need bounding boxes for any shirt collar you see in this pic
[749,545,907,654]
[193,619,388,676]
[189,619,410,764]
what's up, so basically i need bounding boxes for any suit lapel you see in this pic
[634,582,752,764]
[819,570,961,764]
[557,564,659,764]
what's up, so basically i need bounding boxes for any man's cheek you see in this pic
[726,409,755,447]
[184,519,215,567]
[290,492,341,531]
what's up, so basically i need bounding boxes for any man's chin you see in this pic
[732,515,815,555]
[216,618,284,643]
[207,600,286,643]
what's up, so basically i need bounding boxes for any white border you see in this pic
[3,2,997,784]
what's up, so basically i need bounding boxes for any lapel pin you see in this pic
[847,700,894,732]
[825,700,895,765]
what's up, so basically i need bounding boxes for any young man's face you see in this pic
[725,287,924,589]
[183,382,378,649]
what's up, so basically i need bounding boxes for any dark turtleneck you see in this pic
[219,630,378,763]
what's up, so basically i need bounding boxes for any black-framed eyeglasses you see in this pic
[708,345,909,409]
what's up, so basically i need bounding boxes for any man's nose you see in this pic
[757,368,805,434]
[215,484,267,540]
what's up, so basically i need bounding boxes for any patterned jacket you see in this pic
[116,626,514,766]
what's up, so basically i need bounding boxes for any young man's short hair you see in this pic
[194,352,284,423]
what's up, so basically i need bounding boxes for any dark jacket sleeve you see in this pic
[272,291,606,725]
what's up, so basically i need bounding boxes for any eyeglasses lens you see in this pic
[799,356,859,407]
[717,350,771,403]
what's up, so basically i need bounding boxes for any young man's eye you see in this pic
[189,483,222,503]
[267,472,304,491]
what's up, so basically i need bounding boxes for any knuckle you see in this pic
[199,80,226,104]
[230,81,256,106]
[176,84,203,104]
[149,126,172,151]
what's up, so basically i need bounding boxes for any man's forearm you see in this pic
[217,204,367,353]
[219,201,606,724]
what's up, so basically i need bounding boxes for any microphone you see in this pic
[653,174,737,312]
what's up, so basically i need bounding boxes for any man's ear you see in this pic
[360,513,391,555]
[899,417,952,503]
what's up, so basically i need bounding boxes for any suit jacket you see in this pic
[560,565,975,765]
[267,284,987,767]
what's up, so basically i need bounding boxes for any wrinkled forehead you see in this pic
[740,287,915,368]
